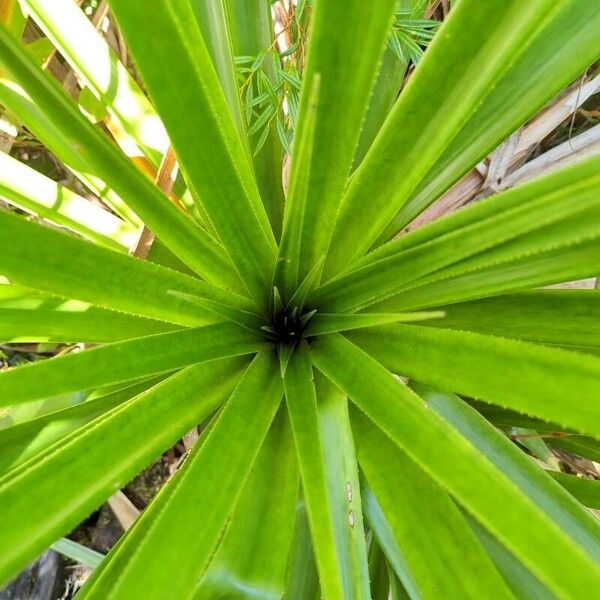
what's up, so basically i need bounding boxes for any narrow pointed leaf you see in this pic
[466,514,553,600]
[549,473,600,510]
[0,151,137,251]
[0,27,234,284]
[312,156,600,312]
[20,0,170,166]
[353,410,513,598]
[310,334,600,598]
[50,538,104,569]
[0,210,252,327]
[86,353,282,598]
[283,502,320,600]
[224,0,285,236]
[284,345,370,600]
[108,0,277,302]
[325,0,600,275]
[409,383,600,560]
[0,377,165,474]
[348,324,600,436]
[361,484,419,599]
[380,0,600,240]
[0,288,178,343]
[375,237,600,313]
[287,0,396,284]
[421,290,600,348]
[189,0,247,147]
[276,75,321,297]
[0,358,246,587]
[0,323,265,406]
[198,406,298,599]
[167,290,265,335]
[305,312,443,337]
[0,77,140,226]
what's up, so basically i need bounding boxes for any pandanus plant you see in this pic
[2,0,600,597]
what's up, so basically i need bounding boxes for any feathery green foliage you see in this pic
[1,0,600,597]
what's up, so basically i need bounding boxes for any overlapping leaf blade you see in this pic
[310,334,600,598]
[410,383,600,560]
[353,410,513,598]
[419,290,600,349]
[0,151,137,251]
[0,358,247,587]
[198,406,298,598]
[224,0,286,235]
[324,0,600,277]
[280,0,396,285]
[20,0,170,167]
[284,344,369,599]
[0,323,265,406]
[85,353,282,598]
[348,324,600,436]
[0,26,232,284]
[0,210,250,327]
[0,377,164,474]
[312,155,600,312]
[380,0,600,240]
[108,0,277,303]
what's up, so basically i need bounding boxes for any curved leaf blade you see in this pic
[310,334,600,598]
[86,353,282,599]
[0,323,265,407]
[0,358,246,588]
[284,344,370,599]
[348,324,600,437]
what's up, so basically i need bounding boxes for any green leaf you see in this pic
[0,209,251,327]
[353,45,408,168]
[283,501,320,600]
[0,377,165,473]
[225,0,286,236]
[0,323,265,407]
[312,155,600,312]
[380,0,600,240]
[409,383,600,561]
[108,0,277,303]
[20,0,170,167]
[283,344,370,599]
[50,538,104,569]
[325,0,600,275]
[0,77,139,225]
[190,0,248,148]
[0,151,137,251]
[550,473,600,510]
[375,237,600,312]
[0,358,246,587]
[84,353,282,599]
[305,311,443,337]
[198,405,298,599]
[285,0,396,285]
[166,290,265,335]
[367,539,391,600]
[0,296,178,343]
[420,290,600,349]
[0,26,235,286]
[360,484,418,599]
[397,210,600,309]
[310,334,600,598]
[276,74,321,297]
[466,514,554,600]
[353,410,513,598]
[348,324,600,436]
